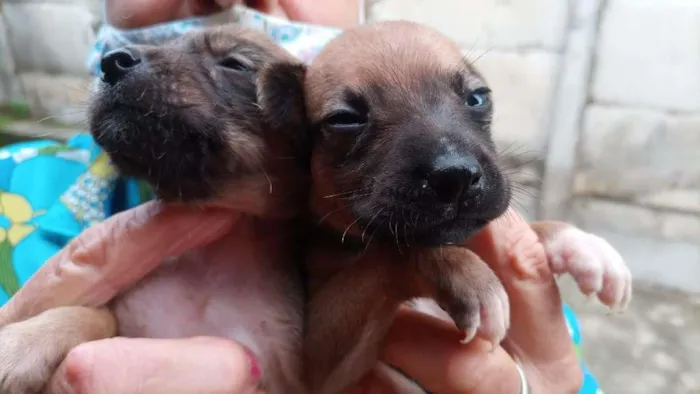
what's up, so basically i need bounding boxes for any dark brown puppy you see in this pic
[263,20,632,394]
[0,25,309,394]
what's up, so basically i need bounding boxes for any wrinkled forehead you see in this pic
[306,23,483,116]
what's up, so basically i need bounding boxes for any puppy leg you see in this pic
[304,251,405,394]
[530,221,632,311]
[0,306,116,394]
[411,247,510,348]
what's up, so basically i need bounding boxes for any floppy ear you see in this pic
[257,62,310,166]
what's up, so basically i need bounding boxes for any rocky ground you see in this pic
[561,278,700,394]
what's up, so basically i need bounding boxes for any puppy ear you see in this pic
[257,62,310,162]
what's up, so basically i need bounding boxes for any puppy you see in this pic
[262,20,633,393]
[0,25,310,394]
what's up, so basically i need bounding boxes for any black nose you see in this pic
[424,153,483,203]
[100,48,141,85]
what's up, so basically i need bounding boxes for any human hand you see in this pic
[105,0,360,29]
[42,336,262,394]
[0,201,237,326]
[0,201,264,393]
[347,208,584,394]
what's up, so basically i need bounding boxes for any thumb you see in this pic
[0,202,237,325]
[46,337,260,394]
[465,208,580,386]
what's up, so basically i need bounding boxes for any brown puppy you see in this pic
[263,20,633,393]
[0,25,309,394]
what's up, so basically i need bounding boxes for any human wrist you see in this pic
[467,352,523,394]
[521,357,584,394]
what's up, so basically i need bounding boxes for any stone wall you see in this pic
[0,0,100,124]
[0,0,699,292]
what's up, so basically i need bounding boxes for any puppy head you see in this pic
[269,21,511,246]
[88,25,304,204]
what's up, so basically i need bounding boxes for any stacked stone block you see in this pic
[0,0,99,123]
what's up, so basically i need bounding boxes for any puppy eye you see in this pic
[325,111,368,132]
[218,56,253,72]
[465,88,491,108]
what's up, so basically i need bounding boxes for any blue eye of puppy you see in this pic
[466,88,491,108]
[218,57,252,72]
[325,111,367,132]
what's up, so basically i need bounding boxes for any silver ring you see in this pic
[515,362,531,394]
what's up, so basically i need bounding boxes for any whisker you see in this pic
[341,215,362,244]
[323,188,371,199]
[317,205,346,226]
[393,219,402,254]
[340,192,373,201]
[363,217,386,254]
[361,208,384,243]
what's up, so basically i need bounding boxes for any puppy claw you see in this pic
[452,281,510,349]
[544,228,632,311]
[460,326,478,344]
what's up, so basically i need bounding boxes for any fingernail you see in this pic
[245,348,261,382]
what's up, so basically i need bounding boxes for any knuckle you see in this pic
[504,229,549,280]
[65,201,162,269]
[65,226,110,269]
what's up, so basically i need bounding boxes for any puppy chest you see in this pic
[111,251,302,355]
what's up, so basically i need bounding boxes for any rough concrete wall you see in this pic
[0,0,100,124]
[0,0,698,292]
[370,0,700,293]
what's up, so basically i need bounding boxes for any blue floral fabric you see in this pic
[0,5,602,393]
[0,134,151,305]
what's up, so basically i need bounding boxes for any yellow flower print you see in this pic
[0,192,44,297]
[0,192,42,245]
[89,152,118,179]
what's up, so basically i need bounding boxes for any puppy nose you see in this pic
[425,153,483,203]
[100,48,141,85]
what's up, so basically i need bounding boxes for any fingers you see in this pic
[105,0,233,28]
[0,202,237,325]
[277,0,361,27]
[244,0,290,18]
[464,208,581,390]
[381,309,521,394]
[105,0,187,28]
[46,337,260,394]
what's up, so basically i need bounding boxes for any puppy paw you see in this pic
[544,228,632,311]
[443,275,510,349]
[0,323,60,394]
